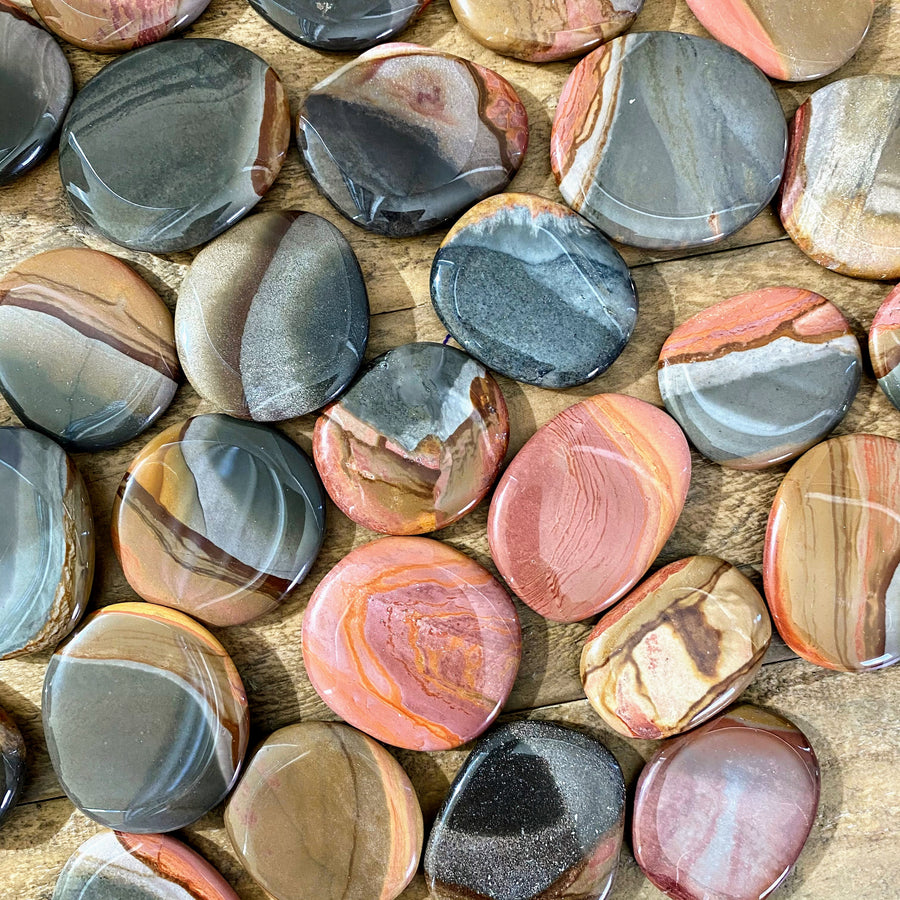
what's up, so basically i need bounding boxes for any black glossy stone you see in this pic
[0,707,25,824]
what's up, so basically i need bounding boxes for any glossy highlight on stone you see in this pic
[431,194,638,388]
[0,248,180,451]
[225,722,423,900]
[633,705,820,900]
[313,342,508,535]
[488,394,691,623]
[112,415,325,627]
[297,43,529,237]
[59,39,290,254]
[581,556,771,740]
[0,427,94,660]
[781,75,900,280]
[302,536,521,751]
[764,434,900,672]
[658,287,862,470]
[425,721,626,900]
[551,32,787,250]
[176,211,368,422]
[869,284,900,409]
[43,602,249,833]
[0,707,25,825]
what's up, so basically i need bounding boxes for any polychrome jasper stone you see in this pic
[53,831,239,900]
[869,283,900,409]
[764,434,900,672]
[0,248,180,451]
[431,194,638,388]
[0,427,93,660]
[112,415,325,627]
[313,342,508,535]
[425,721,626,900]
[581,557,771,740]
[488,394,691,623]
[781,75,900,280]
[0,707,25,824]
[302,536,521,751]
[43,603,249,833]
[176,211,368,422]
[59,39,290,254]
[658,287,862,470]
[551,32,787,250]
[297,44,529,237]
[633,705,820,900]
[0,0,72,185]
[225,722,423,900]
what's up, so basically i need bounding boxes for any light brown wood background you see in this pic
[1,1,899,897]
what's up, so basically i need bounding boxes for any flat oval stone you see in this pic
[297,43,529,237]
[112,415,325,627]
[43,602,249,832]
[488,394,691,623]
[581,556,771,740]
[0,1,72,185]
[302,536,521,750]
[176,211,368,422]
[59,39,291,254]
[225,722,423,900]
[869,284,900,409]
[425,721,626,900]
[551,32,787,250]
[0,707,26,824]
[658,286,862,470]
[0,248,181,451]
[431,194,638,388]
[0,427,93,660]
[780,75,900,280]
[53,831,239,900]
[313,342,509,535]
[764,433,900,672]
[633,705,820,900]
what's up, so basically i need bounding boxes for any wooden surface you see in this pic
[1,0,899,897]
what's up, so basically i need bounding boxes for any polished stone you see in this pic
[425,721,626,900]
[302,536,521,750]
[781,75,900,280]
[764,434,900,672]
[112,415,325,627]
[581,556,771,740]
[43,602,249,832]
[431,194,638,388]
[59,39,291,254]
[0,707,25,825]
[488,394,691,623]
[0,248,180,451]
[0,0,72,185]
[297,43,529,237]
[0,427,94,660]
[313,342,508,535]
[176,211,368,421]
[226,722,423,900]
[658,287,861,470]
[633,705,820,900]
[551,32,787,250]
[869,284,900,409]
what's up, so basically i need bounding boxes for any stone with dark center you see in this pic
[0,707,25,825]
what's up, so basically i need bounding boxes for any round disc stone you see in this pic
[658,286,862,470]
[313,342,509,535]
[176,210,368,422]
[764,433,900,672]
[225,722,423,900]
[0,427,94,660]
[0,248,181,451]
[0,707,25,824]
[870,283,900,409]
[302,536,522,751]
[488,394,691,623]
[0,0,72,185]
[43,602,249,833]
[431,194,638,388]
[551,31,787,250]
[297,43,529,237]
[780,75,900,280]
[59,39,291,254]
[112,415,326,627]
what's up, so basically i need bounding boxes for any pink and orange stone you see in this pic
[869,283,900,410]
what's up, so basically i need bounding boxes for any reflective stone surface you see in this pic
[0,707,25,825]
